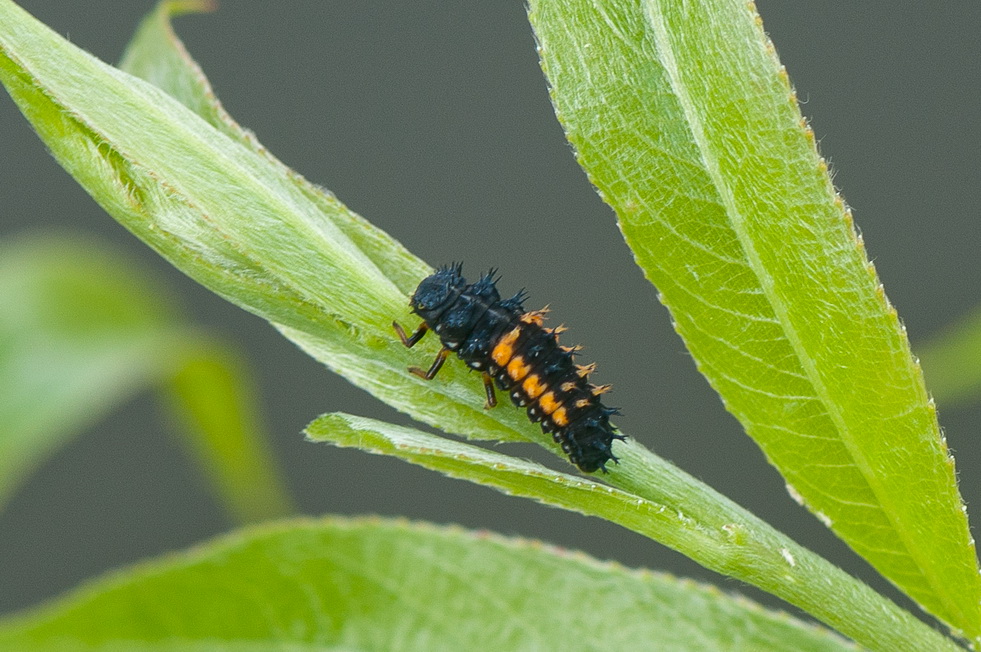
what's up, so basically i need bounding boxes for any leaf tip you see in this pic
[163,0,218,18]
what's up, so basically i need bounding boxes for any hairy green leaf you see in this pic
[529,0,979,641]
[0,0,538,455]
[0,233,292,522]
[0,516,857,651]
[307,413,958,652]
[118,0,429,298]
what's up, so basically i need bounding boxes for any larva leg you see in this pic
[482,373,498,409]
[409,347,449,380]
[393,321,429,348]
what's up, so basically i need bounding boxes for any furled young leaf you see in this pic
[0,233,292,523]
[118,0,429,298]
[0,0,536,455]
[528,0,980,641]
[307,413,958,652]
[118,1,228,140]
[0,516,858,651]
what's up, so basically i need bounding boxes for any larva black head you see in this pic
[410,263,465,321]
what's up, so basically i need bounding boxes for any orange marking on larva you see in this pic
[491,344,511,367]
[552,407,569,427]
[520,306,551,325]
[575,363,596,377]
[491,327,521,367]
[545,325,568,336]
[560,344,583,354]
[575,398,592,409]
[561,381,577,392]
[590,384,613,396]
[522,375,546,399]
[507,356,531,381]
[539,392,560,415]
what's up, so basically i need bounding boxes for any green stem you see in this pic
[608,442,961,651]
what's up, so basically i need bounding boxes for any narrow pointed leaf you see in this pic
[307,413,958,652]
[162,343,295,523]
[0,516,860,651]
[0,234,292,522]
[529,0,980,640]
[118,1,227,138]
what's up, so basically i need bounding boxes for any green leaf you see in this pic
[0,233,293,523]
[118,1,227,139]
[0,0,534,457]
[161,343,295,524]
[0,516,857,651]
[917,307,981,407]
[118,0,429,299]
[0,3,963,648]
[528,0,980,641]
[307,413,958,652]
[0,233,178,507]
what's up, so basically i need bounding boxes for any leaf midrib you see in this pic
[640,0,948,620]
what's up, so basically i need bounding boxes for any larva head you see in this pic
[410,263,465,321]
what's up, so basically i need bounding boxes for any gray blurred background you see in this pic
[2,1,979,630]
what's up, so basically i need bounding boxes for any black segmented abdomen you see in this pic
[402,264,623,473]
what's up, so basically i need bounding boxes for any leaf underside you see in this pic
[529,0,980,641]
[306,413,959,652]
[0,516,857,652]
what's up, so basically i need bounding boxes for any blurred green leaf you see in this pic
[0,233,292,523]
[162,342,294,524]
[917,308,981,407]
[307,413,959,652]
[0,233,178,507]
[529,0,979,642]
[0,516,857,651]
